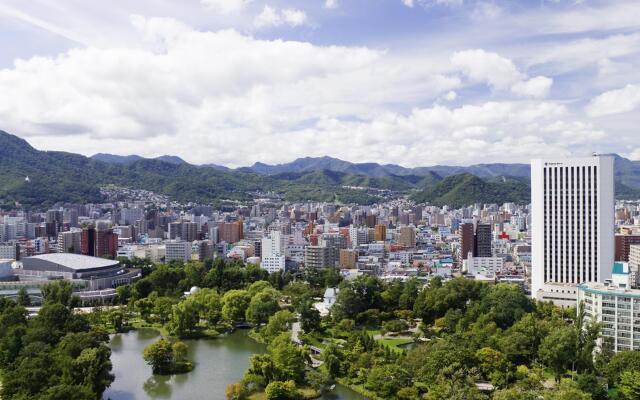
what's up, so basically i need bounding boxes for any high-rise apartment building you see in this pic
[57,230,82,254]
[96,229,118,259]
[218,221,243,244]
[614,234,640,262]
[181,222,198,242]
[374,224,387,242]
[531,155,615,306]
[81,227,96,257]
[399,226,416,248]
[339,248,357,268]
[474,224,492,257]
[305,246,334,269]
[460,223,474,260]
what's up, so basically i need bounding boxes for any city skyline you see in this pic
[0,0,639,167]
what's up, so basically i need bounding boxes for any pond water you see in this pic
[104,328,364,400]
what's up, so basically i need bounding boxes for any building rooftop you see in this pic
[23,253,119,271]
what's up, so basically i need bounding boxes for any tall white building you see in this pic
[261,231,285,273]
[531,155,615,306]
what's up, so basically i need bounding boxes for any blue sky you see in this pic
[0,0,638,167]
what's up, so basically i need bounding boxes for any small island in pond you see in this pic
[143,338,194,375]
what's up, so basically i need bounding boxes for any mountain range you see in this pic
[1,130,639,209]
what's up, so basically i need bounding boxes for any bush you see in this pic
[265,380,298,400]
[382,319,409,335]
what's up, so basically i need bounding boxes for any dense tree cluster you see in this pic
[0,281,113,400]
[142,339,191,375]
[307,276,640,400]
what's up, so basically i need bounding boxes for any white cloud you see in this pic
[451,49,523,89]
[281,9,308,27]
[443,90,457,101]
[585,84,640,117]
[253,5,280,28]
[324,0,338,9]
[0,14,628,167]
[511,76,553,98]
[254,5,308,29]
[451,49,553,98]
[200,0,251,14]
[402,0,415,7]
[630,148,640,161]
[471,2,502,20]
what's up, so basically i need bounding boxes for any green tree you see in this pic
[538,325,577,380]
[143,338,174,374]
[42,280,79,307]
[604,350,640,385]
[69,345,114,395]
[247,280,273,297]
[268,332,307,383]
[153,297,175,324]
[41,384,94,400]
[546,379,591,400]
[261,310,295,343]
[575,373,608,400]
[221,289,251,323]
[265,380,297,400]
[172,341,188,362]
[167,300,199,336]
[332,275,383,320]
[618,370,640,400]
[299,300,321,334]
[475,347,508,386]
[246,288,280,326]
[16,287,31,306]
[135,298,154,322]
[365,364,411,398]
[479,284,533,329]
[190,288,222,327]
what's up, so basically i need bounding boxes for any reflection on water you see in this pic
[104,328,363,400]
[143,376,172,398]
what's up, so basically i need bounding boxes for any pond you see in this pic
[104,328,365,400]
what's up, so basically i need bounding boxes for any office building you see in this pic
[474,224,492,257]
[532,155,615,306]
[165,240,191,262]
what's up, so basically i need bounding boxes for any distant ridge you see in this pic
[91,153,186,165]
[1,130,639,208]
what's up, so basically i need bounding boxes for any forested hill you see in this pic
[0,131,386,208]
[1,130,639,209]
[409,174,531,208]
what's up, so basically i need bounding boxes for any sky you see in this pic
[0,0,639,168]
